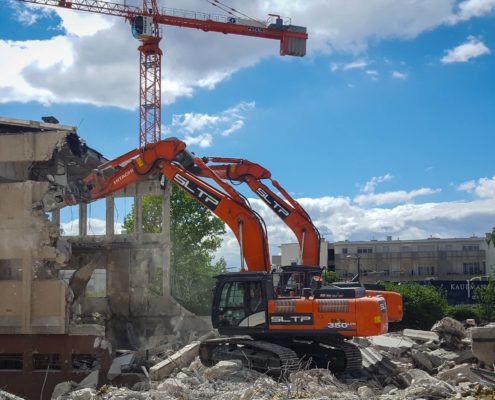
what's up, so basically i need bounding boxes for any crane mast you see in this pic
[15,0,308,147]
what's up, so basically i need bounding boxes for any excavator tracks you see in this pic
[275,337,363,374]
[199,336,362,376]
[199,337,300,376]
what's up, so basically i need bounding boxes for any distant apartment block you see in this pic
[278,235,495,283]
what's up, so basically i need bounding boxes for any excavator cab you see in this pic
[212,272,273,336]
[274,265,322,297]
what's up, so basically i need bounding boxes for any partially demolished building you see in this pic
[0,117,208,399]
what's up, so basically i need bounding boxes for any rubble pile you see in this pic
[8,318,495,400]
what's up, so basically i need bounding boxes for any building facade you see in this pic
[279,235,495,283]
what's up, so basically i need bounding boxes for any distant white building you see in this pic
[276,235,495,283]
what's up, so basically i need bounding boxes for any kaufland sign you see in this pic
[425,280,488,304]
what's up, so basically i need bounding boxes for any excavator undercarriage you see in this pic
[199,335,363,376]
[37,137,402,378]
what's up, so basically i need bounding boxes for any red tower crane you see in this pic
[15,0,308,147]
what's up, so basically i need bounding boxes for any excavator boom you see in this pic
[45,138,271,271]
[202,157,321,266]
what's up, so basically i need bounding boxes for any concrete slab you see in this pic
[429,348,474,365]
[370,334,415,350]
[107,353,136,380]
[403,329,439,342]
[149,341,200,381]
[437,363,478,384]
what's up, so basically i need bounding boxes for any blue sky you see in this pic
[1,0,495,266]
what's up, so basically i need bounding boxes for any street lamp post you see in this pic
[346,254,361,282]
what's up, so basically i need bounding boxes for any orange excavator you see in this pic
[197,157,403,323]
[42,138,397,374]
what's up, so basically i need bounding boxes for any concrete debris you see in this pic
[431,317,467,349]
[107,353,136,380]
[369,334,415,352]
[61,388,95,400]
[9,317,495,400]
[357,385,375,398]
[411,349,435,373]
[436,363,479,384]
[149,340,200,381]
[402,328,439,343]
[429,348,474,365]
[432,318,466,339]
[0,390,28,400]
[77,371,99,389]
[471,325,495,367]
[51,382,75,400]
[203,360,243,380]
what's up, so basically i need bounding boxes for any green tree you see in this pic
[323,271,339,284]
[474,276,495,322]
[446,304,481,323]
[485,226,495,247]
[123,186,227,314]
[384,282,448,330]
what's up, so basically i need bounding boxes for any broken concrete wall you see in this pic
[0,116,211,352]
[0,180,67,334]
[63,181,212,349]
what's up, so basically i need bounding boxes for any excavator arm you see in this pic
[200,157,321,266]
[45,138,271,271]
[195,156,403,323]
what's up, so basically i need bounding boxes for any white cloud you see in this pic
[169,101,255,147]
[452,0,495,22]
[392,71,408,80]
[362,174,393,193]
[342,59,369,70]
[356,174,440,206]
[366,69,379,78]
[474,177,495,198]
[60,218,123,236]
[354,187,441,206]
[183,133,213,148]
[457,180,477,192]
[53,8,114,37]
[441,36,491,64]
[3,0,491,108]
[217,185,495,267]
[217,175,495,267]
[458,176,495,198]
[8,1,53,26]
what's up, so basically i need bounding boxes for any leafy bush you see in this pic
[384,282,448,330]
[323,271,339,284]
[446,304,481,323]
[474,277,495,322]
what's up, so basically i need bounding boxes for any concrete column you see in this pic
[162,187,171,297]
[79,204,87,236]
[52,208,60,229]
[21,257,32,334]
[135,196,143,237]
[106,197,115,238]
